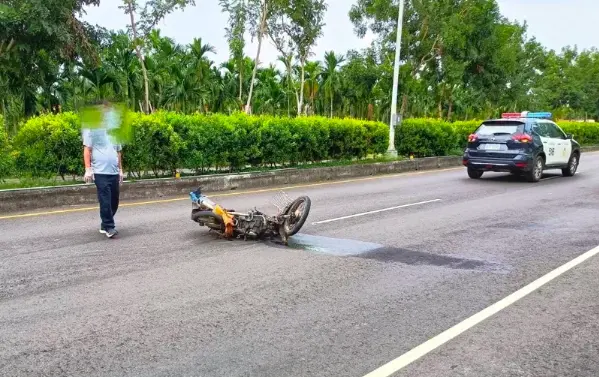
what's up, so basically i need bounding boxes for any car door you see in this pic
[548,122,572,164]
[533,121,558,165]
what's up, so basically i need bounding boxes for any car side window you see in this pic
[533,122,549,137]
[548,122,566,139]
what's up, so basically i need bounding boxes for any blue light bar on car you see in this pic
[524,112,552,119]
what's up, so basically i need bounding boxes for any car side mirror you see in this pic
[565,133,572,139]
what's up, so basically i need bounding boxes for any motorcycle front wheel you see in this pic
[281,196,311,237]
[192,210,224,231]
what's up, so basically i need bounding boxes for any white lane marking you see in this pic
[362,244,599,377]
[312,199,442,225]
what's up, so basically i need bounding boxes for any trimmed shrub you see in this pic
[559,121,599,146]
[452,120,482,148]
[122,112,184,177]
[13,111,596,180]
[289,116,330,164]
[0,126,14,181]
[11,112,389,177]
[396,118,599,158]
[396,118,461,157]
[12,112,83,179]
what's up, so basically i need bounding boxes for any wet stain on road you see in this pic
[360,247,507,273]
[492,221,545,230]
[286,233,382,256]
[283,234,508,273]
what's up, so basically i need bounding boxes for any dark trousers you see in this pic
[94,174,120,230]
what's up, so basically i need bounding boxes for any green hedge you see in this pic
[0,125,13,181]
[395,118,599,157]
[12,113,83,179]
[557,121,599,145]
[8,112,599,180]
[10,112,389,178]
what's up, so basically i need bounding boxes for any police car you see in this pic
[462,111,581,182]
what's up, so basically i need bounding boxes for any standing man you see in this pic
[83,100,124,238]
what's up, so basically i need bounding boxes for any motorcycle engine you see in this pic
[236,211,268,238]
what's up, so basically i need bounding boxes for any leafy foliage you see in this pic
[10,112,389,178]
[12,112,84,179]
[8,111,599,180]
[349,0,599,122]
[0,0,101,122]
[396,118,599,157]
[123,112,183,177]
[0,124,14,181]
[3,0,599,131]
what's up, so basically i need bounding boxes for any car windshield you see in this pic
[475,121,524,137]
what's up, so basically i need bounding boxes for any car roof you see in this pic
[482,118,546,125]
[482,118,528,124]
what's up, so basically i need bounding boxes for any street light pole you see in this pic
[387,0,405,157]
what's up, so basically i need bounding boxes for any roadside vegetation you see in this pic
[2,0,599,189]
[1,112,598,190]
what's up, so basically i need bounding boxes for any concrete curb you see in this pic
[0,156,462,214]
[2,147,598,214]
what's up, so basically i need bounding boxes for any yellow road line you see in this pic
[0,167,461,220]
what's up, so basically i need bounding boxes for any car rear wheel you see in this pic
[467,168,483,179]
[562,152,579,177]
[526,155,544,182]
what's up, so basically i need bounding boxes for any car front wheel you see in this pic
[562,152,579,177]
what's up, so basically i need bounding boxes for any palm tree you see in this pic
[254,64,285,114]
[278,55,296,116]
[188,37,217,84]
[303,61,322,115]
[163,64,207,113]
[78,63,120,102]
[104,32,142,109]
[322,51,345,117]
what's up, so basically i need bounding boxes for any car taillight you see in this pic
[512,133,532,143]
[468,134,478,142]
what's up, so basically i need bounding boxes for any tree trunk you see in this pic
[400,94,408,116]
[447,99,453,121]
[284,59,293,116]
[246,0,268,114]
[438,100,443,119]
[238,59,243,103]
[127,1,150,114]
[298,59,306,116]
[140,63,150,113]
[330,91,334,118]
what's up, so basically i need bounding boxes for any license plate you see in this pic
[482,143,501,150]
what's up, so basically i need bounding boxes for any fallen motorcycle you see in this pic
[189,187,311,244]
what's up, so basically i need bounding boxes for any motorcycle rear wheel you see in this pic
[281,196,311,237]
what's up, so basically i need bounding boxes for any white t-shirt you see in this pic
[82,110,122,175]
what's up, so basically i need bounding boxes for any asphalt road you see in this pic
[2,153,599,377]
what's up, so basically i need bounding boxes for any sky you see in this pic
[81,0,598,66]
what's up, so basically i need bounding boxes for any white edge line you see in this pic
[362,244,599,377]
[312,199,442,225]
